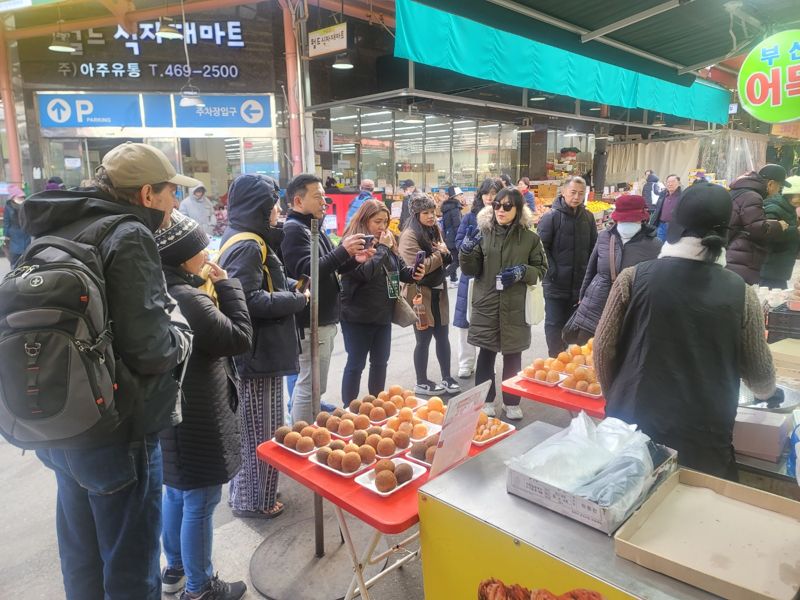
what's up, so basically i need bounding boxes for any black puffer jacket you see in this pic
[340,243,416,325]
[281,210,357,328]
[573,224,662,335]
[220,175,307,378]
[441,198,462,250]
[537,196,598,302]
[21,190,191,443]
[160,268,252,489]
[726,173,783,284]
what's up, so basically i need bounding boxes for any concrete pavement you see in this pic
[0,256,572,599]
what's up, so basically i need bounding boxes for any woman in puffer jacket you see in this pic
[569,195,662,343]
[452,178,502,378]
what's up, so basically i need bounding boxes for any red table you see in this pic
[502,376,607,419]
[257,440,496,599]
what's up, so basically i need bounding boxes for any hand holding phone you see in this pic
[413,250,426,272]
[362,234,375,248]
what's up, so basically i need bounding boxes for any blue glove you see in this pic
[500,265,526,288]
[460,227,482,253]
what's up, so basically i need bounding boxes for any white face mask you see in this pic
[616,222,642,242]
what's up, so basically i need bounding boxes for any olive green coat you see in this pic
[460,206,548,353]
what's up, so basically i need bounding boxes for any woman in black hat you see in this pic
[594,182,779,480]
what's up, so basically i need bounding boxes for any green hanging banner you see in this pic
[738,29,800,124]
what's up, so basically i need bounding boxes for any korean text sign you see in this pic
[738,29,800,124]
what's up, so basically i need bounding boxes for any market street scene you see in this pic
[0,0,799,599]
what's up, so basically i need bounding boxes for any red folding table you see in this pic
[501,375,607,419]
[257,440,499,599]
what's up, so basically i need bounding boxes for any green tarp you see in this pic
[394,0,731,124]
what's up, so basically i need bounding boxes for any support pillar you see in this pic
[0,28,22,185]
[280,0,304,178]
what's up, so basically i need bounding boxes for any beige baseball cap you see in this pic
[100,142,201,189]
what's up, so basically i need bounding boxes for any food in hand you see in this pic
[274,426,291,443]
[375,469,398,493]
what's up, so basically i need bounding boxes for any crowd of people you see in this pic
[3,140,799,599]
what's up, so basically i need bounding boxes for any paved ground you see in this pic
[0,256,573,599]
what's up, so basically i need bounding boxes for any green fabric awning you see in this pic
[394,0,731,124]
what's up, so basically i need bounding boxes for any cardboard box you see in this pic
[733,407,790,462]
[615,469,800,600]
[506,446,677,535]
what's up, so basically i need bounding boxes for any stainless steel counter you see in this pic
[420,421,715,600]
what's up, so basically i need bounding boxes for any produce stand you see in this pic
[256,438,500,599]
[418,421,718,599]
[502,375,606,418]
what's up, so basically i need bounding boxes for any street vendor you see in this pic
[594,182,780,480]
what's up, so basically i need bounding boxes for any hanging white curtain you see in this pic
[606,138,701,188]
[698,130,769,186]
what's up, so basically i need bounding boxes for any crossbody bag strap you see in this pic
[218,232,273,292]
[609,235,619,282]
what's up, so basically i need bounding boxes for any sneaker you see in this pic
[457,368,473,379]
[440,377,461,394]
[504,405,523,420]
[415,381,446,396]
[448,279,459,288]
[162,566,186,594]
[483,403,496,417]
[180,575,247,600]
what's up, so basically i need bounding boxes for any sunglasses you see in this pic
[492,200,514,212]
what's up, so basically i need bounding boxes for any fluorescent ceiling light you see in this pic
[48,31,75,53]
[589,107,601,111]
[529,96,547,101]
[516,129,536,133]
[332,53,354,70]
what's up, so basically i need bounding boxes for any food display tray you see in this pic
[557,382,603,399]
[409,422,441,444]
[354,458,428,497]
[518,371,567,387]
[472,422,516,447]
[307,453,376,478]
[271,437,318,457]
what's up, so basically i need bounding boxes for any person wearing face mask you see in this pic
[156,213,253,600]
[460,187,548,419]
[537,176,597,357]
[453,178,502,378]
[650,174,681,242]
[566,195,662,344]
[219,174,309,522]
[339,199,425,404]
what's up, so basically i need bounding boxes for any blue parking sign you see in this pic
[174,95,272,128]
[38,94,142,128]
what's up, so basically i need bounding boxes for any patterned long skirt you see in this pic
[229,376,282,512]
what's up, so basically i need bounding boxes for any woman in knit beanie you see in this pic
[156,212,253,600]
[398,192,460,396]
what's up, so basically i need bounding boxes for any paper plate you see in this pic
[307,453,376,478]
[517,371,567,387]
[355,458,427,497]
[557,382,603,399]
[271,438,317,457]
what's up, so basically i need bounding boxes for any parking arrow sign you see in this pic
[240,99,264,124]
[46,98,71,124]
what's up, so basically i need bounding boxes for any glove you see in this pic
[762,387,785,409]
[500,265,526,289]
[460,227,482,253]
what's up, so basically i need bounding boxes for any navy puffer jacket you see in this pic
[571,224,662,336]
[453,211,478,328]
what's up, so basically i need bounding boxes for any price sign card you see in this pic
[429,380,491,478]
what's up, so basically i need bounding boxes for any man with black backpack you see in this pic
[2,142,195,600]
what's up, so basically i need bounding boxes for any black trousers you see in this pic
[544,296,577,358]
[474,348,522,406]
[413,289,452,383]
[445,247,459,281]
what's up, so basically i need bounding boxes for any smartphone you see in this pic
[413,250,426,272]
[362,235,375,248]
[295,276,310,294]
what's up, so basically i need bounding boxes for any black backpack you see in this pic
[0,215,132,449]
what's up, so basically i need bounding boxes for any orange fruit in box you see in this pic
[388,385,403,397]
[545,371,561,384]
[534,370,547,381]
[428,410,444,425]
[564,362,577,375]
[569,345,582,356]
[557,351,571,364]
[428,397,445,412]
[532,358,546,370]
[550,360,565,373]
[574,366,589,382]
[576,381,589,392]
[523,366,537,378]
[398,407,414,422]
[563,376,577,389]
[544,358,554,369]
[412,423,428,438]
[588,383,601,395]
[572,355,586,366]
[416,406,429,420]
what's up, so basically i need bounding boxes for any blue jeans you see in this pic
[656,222,669,242]
[341,321,392,404]
[162,485,223,594]
[36,435,163,600]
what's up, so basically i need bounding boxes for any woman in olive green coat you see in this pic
[460,187,548,419]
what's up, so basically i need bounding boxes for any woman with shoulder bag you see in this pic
[340,199,424,405]
[399,193,460,397]
[156,213,253,599]
[566,195,662,344]
[459,187,548,419]
[218,174,308,521]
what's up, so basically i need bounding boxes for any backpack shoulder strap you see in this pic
[219,232,267,264]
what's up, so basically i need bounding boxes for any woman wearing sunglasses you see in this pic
[459,187,548,419]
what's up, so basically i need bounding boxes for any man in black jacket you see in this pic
[537,176,598,357]
[22,142,195,600]
[282,174,366,423]
[441,185,464,284]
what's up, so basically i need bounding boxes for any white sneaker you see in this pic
[483,404,496,417]
[504,405,523,420]
[457,368,473,379]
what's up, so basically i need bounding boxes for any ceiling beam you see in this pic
[581,0,687,43]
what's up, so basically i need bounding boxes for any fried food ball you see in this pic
[394,463,413,484]
[359,402,375,416]
[338,419,355,437]
[425,445,437,464]
[369,407,387,422]
[329,439,346,451]
[274,426,291,443]
[375,470,397,493]
[283,431,301,449]
[348,399,362,414]
[374,458,395,473]
[315,411,331,427]
[354,415,370,431]
[383,402,398,417]
[327,449,345,470]
[296,436,314,453]
[376,437,396,457]
[311,428,331,448]
[292,420,309,433]
[393,431,410,449]
[410,442,426,459]
[343,443,360,454]
[300,426,316,438]
[366,434,382,450]
[352,430,368,446]
[357,445,376,464]
[341,452,362,473]
[316,446,332,464]
[325,416,341,433]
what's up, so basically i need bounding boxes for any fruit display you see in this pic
[416,396,446,425]
[355,457,426,496]
[522,340,602,397]
[586,200,612,214]
[473,412,514,445]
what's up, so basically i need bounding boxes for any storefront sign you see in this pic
[37,92,274,134]
[738,29,800,124]
[308,22,347,58]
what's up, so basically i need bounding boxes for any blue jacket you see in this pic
[219,175,307,378]
[441,198,462,249]
[453,211,478,328]
[345,190,373,228]
[523,191,536,212]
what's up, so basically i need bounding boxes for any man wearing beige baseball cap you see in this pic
[20,142,198,599]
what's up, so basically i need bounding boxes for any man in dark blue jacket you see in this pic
[441,185,463,284]
[22,142,194,600]
[345,179,374,227]
[281,174,366,423]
